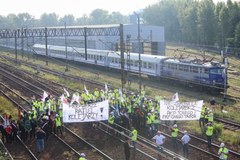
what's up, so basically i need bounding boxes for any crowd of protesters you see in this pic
[0,86,229,159]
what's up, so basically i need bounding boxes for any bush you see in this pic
[213,123,223,137]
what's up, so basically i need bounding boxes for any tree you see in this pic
[218,6,229,48]
[107,11,128,24]
[235,22,240,48]
[197,0,216,45]
[143,0,181,41]
[89,9,109,25]
[17,13,35,27]
[75,14,90,25]
[59,14,75,26]
[39,13,59,27]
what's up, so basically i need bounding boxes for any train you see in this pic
[32,44,227,92]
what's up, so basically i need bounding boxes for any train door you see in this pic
[104,53,110,67]
[156,63,161,76]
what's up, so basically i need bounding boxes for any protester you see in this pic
[79,153,87,160]
[124,139,131,160]
[181,130,191,159]
[171,124,179,151]
[152,131,166,160]
[130,127,138,148]
[36,127,46,154]
[205,122,214,148]
[218,143,229,160]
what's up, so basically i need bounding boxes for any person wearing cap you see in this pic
[171,124,179,151]
[181,130,190,158]
[218,143,229,160]
[152,130,166,160]
[205,122,214,148]
[79,153,87,160]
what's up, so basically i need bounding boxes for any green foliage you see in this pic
[0,97,18,120]
[213,123,223,137]
[234,22,240,48]
[220,130,240,146]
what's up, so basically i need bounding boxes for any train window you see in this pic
[134,61,138,67]
[148,63,152,69]
[204,68,209,74]
[143,62,147,68]
[179,65,184,71]
[210,68,222,74]
[183,65,189,71]
[190,66,198,73]
[169,64,177,70]
[130,60,133,66]
[173,64,177,70]
[163,63,168,69]
[168,64,171,69]
[111,58,114,63]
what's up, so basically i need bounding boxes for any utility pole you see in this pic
[21,27,24,58]
[134,12,141,93]
[120,24,125,91]
[65,22,68,71]
[14,30,17,63]
[45,27,48,66]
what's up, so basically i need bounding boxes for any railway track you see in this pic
[1,59,239,132]
[0,77,113,159]
[0,56,240,159]
[0,115,37,160]
[0,58,186,160]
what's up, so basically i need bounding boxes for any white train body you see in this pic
[32,44,226,90]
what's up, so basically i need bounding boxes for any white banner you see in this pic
[63,100,109,123]
[160,100,203,120]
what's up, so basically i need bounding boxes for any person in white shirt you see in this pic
[152,131,166,160]
[181,130,191,158]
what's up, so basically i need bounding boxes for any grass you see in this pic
[219,130,240,146]
[0,96,18,120]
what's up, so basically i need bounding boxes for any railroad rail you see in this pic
[1,57,240,132]
[0,56,240,159]
[0,114,38,160]
[0,58,184,159]
[0,81,113,160]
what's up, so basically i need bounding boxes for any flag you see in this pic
[118,88,124,102]
[60,94,68,104]
[84,85,89,95]
[172,92,179,102]
[41,91,48,102]
[105,83,108,93]
[70,93,80,105]
[64,88,70,97]
[4,114,10,128]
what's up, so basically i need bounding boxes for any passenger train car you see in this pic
[32,44,227,91]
